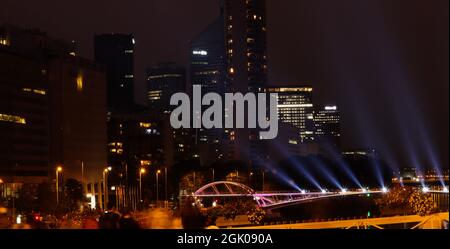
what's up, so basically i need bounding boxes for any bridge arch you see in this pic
[194,181,256,196]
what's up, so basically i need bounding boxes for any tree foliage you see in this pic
[205,199,266,224]
[376,185,437,216]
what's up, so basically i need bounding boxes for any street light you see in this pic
[56,166,63,205]
[164,167,168,208]
[0,178,4,200]
[139,168,146,203]
[156,170,161,207]
[103,167,111,211]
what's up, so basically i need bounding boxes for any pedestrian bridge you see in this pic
[193,181,389,208]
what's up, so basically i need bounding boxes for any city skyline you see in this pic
[0,0,448,234]
[2,0,447,168]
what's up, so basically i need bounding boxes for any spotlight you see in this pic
[443,187,448,192]
[341,188,347,194]
[301,190,306,194]
[361,188,368,193]
[321,189,327,194]
[382,187,388,193]
[422,186,430,193]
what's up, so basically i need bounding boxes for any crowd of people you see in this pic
[1,198,219,229]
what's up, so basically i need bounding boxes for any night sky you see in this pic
[2,0,448,169]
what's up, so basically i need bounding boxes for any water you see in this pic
[266,194,382,221]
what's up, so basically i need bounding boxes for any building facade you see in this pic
[1,24,107,200]
[94,34,135,112]
[146,62,186,114]
[264,86,315,143]
[189,0,269,166]
[314,105,341,149]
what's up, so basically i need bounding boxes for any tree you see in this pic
[64,179,84,212]
[408,190,437,216]
[247,206,266,225]
[179,172,206,194]
[206,199,263,223]
[376,185,437,216]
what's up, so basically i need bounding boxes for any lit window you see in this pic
[193,50,208,56]
[0,113,26,124]
[22,88,46,95]
[139,122,151,128]
[76,71,83,92]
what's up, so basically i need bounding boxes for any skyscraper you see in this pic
[315,105,341,149]
[189,0,268,165]
[190,16,228,164]
[94,34,135,112]
[264,86,316,143]
[146,62,186,114]
[222,0,268,92]
[0,24,107,186]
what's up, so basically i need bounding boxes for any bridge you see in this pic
[193,181,390,208]
[235,212,449,229]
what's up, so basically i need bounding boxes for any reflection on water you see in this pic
[267,194,381,221]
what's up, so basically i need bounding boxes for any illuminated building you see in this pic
[0,25,107,196]
[314,105,341,148]
[146,62,186,114]
[0,41,50,185]
[264,86,315,143]
[189,0,269,165]
[94,34,135,112]
[107,112,165,183]
[190,14,228,164]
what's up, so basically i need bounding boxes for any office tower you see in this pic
[265,86,316,143]
[189,0,268,165]
[314,105,341,148]
[221,0,268,92]
[146,62,186,114]
[0,24,107,189]
[190,15,228,165]
[94,34,135,112]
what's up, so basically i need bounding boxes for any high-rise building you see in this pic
[221,0,268,92]
[264,86,315,143]
[189,0,268,165]
[94,34,135,112]
[314,105,341,148]
[146,63,186,114]
[190,15,228,164]
[0,25,107,194]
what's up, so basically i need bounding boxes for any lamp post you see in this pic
[262,170,265,192]
[103,167,112,211]
[56,166,63,205]
[211,168,215,182]
[0,178,4,200]
[156,170,161,207]
[81,161,85,194]
[139,168,146,204]
[164,167,168,207]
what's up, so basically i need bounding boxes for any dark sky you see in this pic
[2,0,448,169]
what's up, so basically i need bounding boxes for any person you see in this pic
[205,216,219,229]
[119,210,140,229]
[181,196,208,229]
[98,211,120,229]
[0,206,10,229]
[82,216,99,229]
